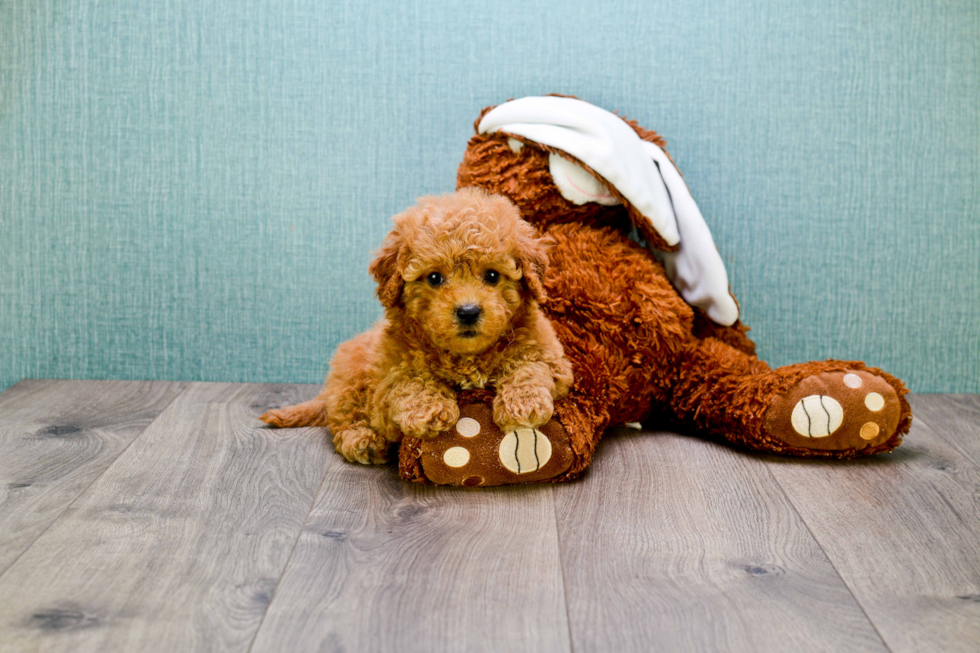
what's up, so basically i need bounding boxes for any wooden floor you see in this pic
[0,381,977,652]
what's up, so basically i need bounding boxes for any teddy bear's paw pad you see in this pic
[790,395,844,437]
[419,403,572,486]
[499,428,552,474]
[765,371,901,451]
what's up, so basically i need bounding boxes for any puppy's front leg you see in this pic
[380,376,460,440]
[493,361,558,433]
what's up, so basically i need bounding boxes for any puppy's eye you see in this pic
[483,270,500,285]
[426,272,444,287]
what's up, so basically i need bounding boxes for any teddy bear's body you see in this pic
[397,97,911,484]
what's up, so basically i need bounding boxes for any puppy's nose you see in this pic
[455,304,482,326]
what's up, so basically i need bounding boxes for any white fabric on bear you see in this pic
[641,141,739,326]
[479,96,680,246]
[548,153,622,206]
[478,96,739,326]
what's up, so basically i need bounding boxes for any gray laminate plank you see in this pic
[0,380,186,575]
[907,394,980,467]
[0,382,330,653]
[249,463,571,653]
[767,415,980,652]
[554,430,888,653]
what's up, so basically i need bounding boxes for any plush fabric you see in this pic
[641,142,740,327]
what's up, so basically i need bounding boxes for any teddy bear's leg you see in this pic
[669,337,912,457]
[551,390,607,478]
[397,389,605,485]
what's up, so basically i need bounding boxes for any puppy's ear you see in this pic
[369,230,405,309]
[515,223,549,304]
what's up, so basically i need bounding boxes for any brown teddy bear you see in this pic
[397,95,911,486]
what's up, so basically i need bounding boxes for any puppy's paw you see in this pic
[393,397,460,440]
[493,385,554,433]
[334,426,390,465]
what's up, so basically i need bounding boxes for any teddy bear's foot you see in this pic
[763,370,903,454]
[416,402,573,486]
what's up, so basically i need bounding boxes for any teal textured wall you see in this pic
[1,0,977,393]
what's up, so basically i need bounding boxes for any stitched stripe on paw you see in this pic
[790,395,844,438]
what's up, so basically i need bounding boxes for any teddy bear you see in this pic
[397,95,912,486]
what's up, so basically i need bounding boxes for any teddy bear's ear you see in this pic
[515,224,549,305]
[369,230,405,309]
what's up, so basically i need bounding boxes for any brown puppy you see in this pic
[260,188,573,464]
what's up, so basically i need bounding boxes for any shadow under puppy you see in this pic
[261,187,573,464]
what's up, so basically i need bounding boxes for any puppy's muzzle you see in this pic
[455,304,482,326]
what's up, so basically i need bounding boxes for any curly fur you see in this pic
[260,188,573,464]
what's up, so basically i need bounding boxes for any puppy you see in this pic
[260,188,574,464]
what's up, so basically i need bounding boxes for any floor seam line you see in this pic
[764,462,894,653]
[246,451,335,653]
[0,380,190,583]
[550,484,576,653]
[910,403,980,473]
